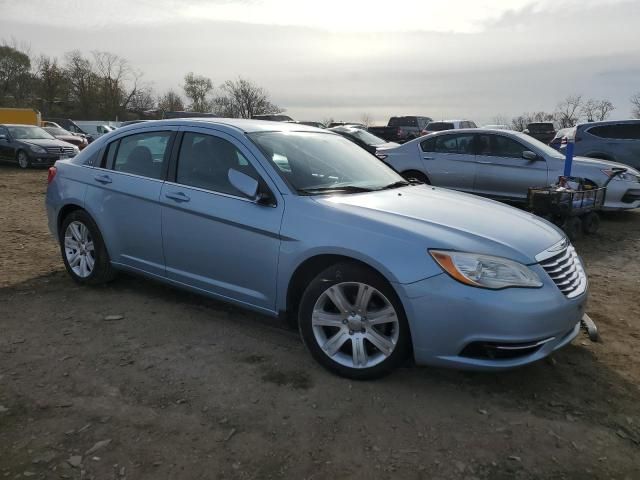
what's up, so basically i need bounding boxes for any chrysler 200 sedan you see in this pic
[46,119,587,379]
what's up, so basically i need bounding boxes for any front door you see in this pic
[160,128,284,313]
[473,133,548,203]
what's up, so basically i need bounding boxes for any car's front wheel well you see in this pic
[285,255,392,326]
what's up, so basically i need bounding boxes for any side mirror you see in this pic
[228,168,259,199]
[0,134,7,141]
[522,150,538,161]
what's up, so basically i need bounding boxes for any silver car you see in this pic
[378,128,640,211]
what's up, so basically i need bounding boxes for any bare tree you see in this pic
[510,112,554,131]
[64,50,98,118]
[213,77,281,118]
[0,43,32,106]
[35,55,68,115]
[630,93,640,119]
[128,84,156,114]
[183,72,213,112]
[360,113,373,127]
[582,99,614,122]
[490,114,510,126]
[555,95,583,128]
[158,89,184,112]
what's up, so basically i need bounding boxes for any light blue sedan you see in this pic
[45,119,587,379]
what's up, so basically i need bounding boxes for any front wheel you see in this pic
[17,150,30,169]
[59,210,116,285]
[298,263,411,379]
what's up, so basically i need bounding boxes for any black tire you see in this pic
[298,262,412,380]
[59,210,116,285]
[581,212,600,234]
[16,150,30,169]
[562,216,582,241]
[402,170,430,184]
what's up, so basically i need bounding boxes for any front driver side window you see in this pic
[489,135,526,158]
[176,132,260,198]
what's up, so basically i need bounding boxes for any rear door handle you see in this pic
[477,161,493,164]
[94,174,112,184]
[165,191,191,203]
[423,156,434,160]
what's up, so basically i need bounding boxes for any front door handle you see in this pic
[165,191,191,203]
[94,174,112,184]
[476,160,493,164]
[423,156,434,160]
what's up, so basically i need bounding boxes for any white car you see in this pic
[377,128,640,211]
[421,120,477,136]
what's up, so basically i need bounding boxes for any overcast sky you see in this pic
[1,0,639,124]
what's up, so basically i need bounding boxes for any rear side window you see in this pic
[112,131,172,179]
[388,117,417,127]
[426,122,455,132]
[587,123,640,140]
[176,132,259,197]
[420,137,435,152]
[434,134,474,154]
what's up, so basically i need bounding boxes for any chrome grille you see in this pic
[45,146,76,156]
[538,243,586,298]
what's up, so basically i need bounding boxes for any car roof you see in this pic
[115,118,323,135]
[577,119,640,127]
[1,123,43,127]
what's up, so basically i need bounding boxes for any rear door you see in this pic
[84,128,176,277]
[420,133,477,192]
[473,133,548,203]
[160,127,284,312]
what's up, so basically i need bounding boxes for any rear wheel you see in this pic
[16,150,30,169]
[298,262,411,380]
[59,210,116,285]
[402,170,430,184]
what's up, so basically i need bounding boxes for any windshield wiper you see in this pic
[297,185,375,195]
[378,180,413,190]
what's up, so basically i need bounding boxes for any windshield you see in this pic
[426,122,454,131]
[44,127,71,136]
[512,131,564,159]
[338,128,387,146]
[7,126,55,140]
[249,131,404,193]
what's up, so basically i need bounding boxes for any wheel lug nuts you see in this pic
[348,330,353,335]
[361,328,366,333]
[342,319,347,324]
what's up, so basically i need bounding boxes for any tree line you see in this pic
[494,92,640,132]
[0,41,282,121]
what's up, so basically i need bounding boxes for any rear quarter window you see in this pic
[587,123,640,140]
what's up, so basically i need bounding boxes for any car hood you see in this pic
[21,138,73,148]
[314,185,564,265]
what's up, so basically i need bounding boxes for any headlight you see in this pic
[29,144,47,154]
[429,250,542,289]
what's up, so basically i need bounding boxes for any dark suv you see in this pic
[566,120,640,169]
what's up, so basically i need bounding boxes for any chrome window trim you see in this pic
[164,181,255,203]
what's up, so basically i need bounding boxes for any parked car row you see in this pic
[0,124,80,168]
[46,118,592,379]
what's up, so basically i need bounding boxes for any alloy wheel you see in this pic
[17,152,29,169]
[311,282,400,369]
[64,221,95,278]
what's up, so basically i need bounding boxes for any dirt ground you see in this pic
[1,164,639,479]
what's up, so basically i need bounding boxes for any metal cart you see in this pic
[527,167,627,241]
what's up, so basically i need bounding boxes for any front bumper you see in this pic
[28,154,64,167]
[395,265,587,370]
[603,182,640,210]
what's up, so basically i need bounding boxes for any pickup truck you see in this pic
[368,116,432,143]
